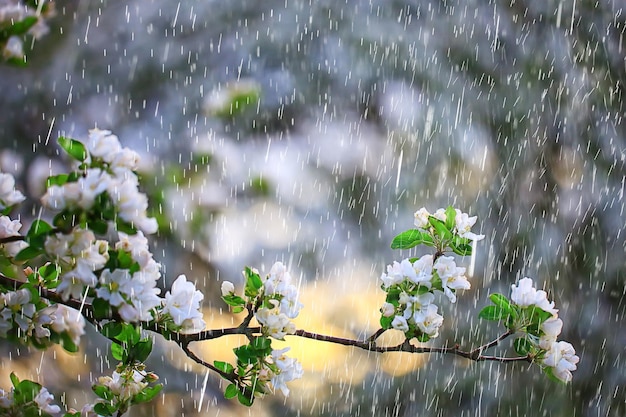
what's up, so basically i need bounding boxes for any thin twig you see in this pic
[180,343,236,383]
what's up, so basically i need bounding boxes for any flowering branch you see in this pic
[0,130,579,415]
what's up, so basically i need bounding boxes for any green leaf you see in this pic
[415,332,431,343]
[101,322,123,339]
[111,342,125,361]
[27,219,53,239]
[93,403,114,416]
[39,263,60,284]
[132,384,163,404]
[4,16,38,37]
[59,332,79,353]
[92,297,112,319]
[380,315,393,329]
[390,229,434,250]
[92,385,114,400]
[450,236,473,256]
[222,294,246,307]
[224,383,239,399]
[428,217,453,240]
[10,372,19,387]
[46,174,69,187]
[14,245,44,262]
[58,137,88,162]
[251,336,271,353]
[244,267,263,297]
[489,293,512,312]
[237,390,254,406]
[513,337,532,356]
[478,305,509,321]
[213,361,235,374]
[131,339,153,363]
[115,323,141,345]
[88,218,109,235]
[13,379,41,405]
[444,206,456,231]
[234,345,258,365]
[115,218,138,235]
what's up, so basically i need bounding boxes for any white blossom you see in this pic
[34,387,61,414]
[86,128,122,162]
[413,304,444,338]
[510,277,557,315]
[391,315,409,332]
[413,207,430,229]
[49,304,85,345]
[255,300,296,339]
[0,172,25,209]
[2,35,23,60]
[269,347,303,396]
[539,316,563,350]
[99,370,148,400]
[381,302,395,317]
[542,341,579,383]
[453,209,484,241]
[221,281,235,296]
[434,256,470,303]
[162,274,205,332]
[0,216,26,257]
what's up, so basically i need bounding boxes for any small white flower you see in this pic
[453,209,485,241]
[380,261,405,289]
[434,256,470,303]
[391,315,409,332]
[255,301,296,339]
[97,269,131,306]
[3,36,23,60]
[0,172,25,209]
[87,128,122,162]
[539,316,563,350]
[34,387,61,414]
[162,275,205,332]
[413,304,444,338]
[510,277,558,315]
[510,277,539,308]
[433,208,447,222]
[221,281,235,296]
[381,302,395,317]
[413,207,431,229]
[269,347,303,396]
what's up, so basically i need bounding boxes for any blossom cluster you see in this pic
[221,262,304,398]
[0,0,55,62]
[255,262,303,339]
[509,278,580,382]
[414,206,485,242]
[262,347,304,397]
[42,128,158,234]
[161,274,206,333]
[379,253,470,340]
[0,286,85,348]
[0,386,60,415]
[0,172,25,211]
[0,215,27,258]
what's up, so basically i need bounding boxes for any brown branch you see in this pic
[290,329,526,362]
[0,235,26,244]
[180,343,236,383]
[0,273,530,372]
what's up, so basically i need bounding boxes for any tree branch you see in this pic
[0,272,531,378]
